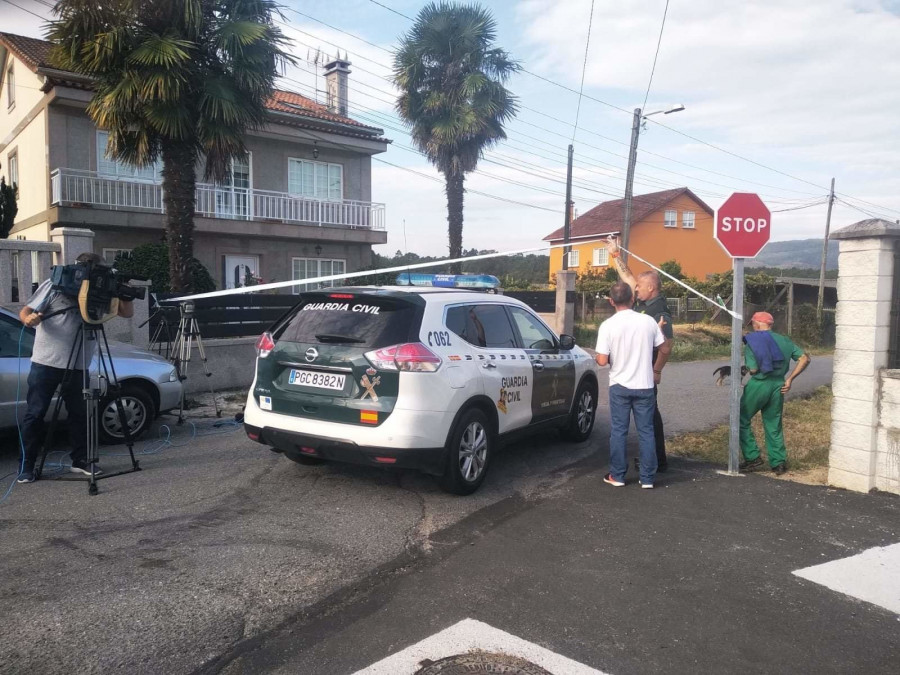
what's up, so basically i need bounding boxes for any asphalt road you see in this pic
[0,357,834,674]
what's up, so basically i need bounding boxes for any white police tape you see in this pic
[169,237,738,319]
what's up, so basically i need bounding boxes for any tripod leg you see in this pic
[99,326,141,473]
[174,318,188,424]
[192,319,221,417]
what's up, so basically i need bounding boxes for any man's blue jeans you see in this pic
[21,363,87,472]
[608,384,657,484]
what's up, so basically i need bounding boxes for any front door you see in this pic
[224,255,260,289]
[507,306,576,423]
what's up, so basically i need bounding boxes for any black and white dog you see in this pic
[713,365,750,386]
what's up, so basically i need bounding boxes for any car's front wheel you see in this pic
[99,383,155,444]
[562,380,597,442]
[439,408,492,495]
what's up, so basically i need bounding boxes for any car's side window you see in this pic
[507,306,556,351]
[0,315,34,359]
[446,304,518,349]
[470,304,517,349]
[445,305,479,346]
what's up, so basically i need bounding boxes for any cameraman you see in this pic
[16,252,133,483]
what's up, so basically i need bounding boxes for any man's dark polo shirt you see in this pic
[635,294,673,361]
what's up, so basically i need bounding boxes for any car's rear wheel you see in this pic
[562,380,597,442]
[439,408,492,495]
[99,383,155,444]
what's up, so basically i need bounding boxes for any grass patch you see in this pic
[667,385,832,471]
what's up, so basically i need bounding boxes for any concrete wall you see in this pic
[828,225,900,495]
[3,107,48,222]
[179,337,257,394]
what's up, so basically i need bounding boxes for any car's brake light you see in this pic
[364,343,442,372]
[255,332,276,358]
[329,293,355,299]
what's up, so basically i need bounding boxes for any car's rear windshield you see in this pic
[275,294,419,349]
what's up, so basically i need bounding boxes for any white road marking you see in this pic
[353,618,607,675]
[793,543,900,615]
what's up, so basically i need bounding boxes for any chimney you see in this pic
[324,55,351,117]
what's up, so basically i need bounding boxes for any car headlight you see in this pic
[167,367,179,383]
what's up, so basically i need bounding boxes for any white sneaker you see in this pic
[640,482,654,489]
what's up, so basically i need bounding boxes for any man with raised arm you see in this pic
[605,237,673,473]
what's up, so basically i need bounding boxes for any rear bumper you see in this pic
[244,423,446,475]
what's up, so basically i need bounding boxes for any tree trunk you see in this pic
[445,171,465,274]
[161,140,198,293]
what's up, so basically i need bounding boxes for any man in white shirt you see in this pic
[595,281,669,488]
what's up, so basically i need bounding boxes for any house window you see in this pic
[567,250,580,268]
[664,210,677,228]
[102,248,132,263]
[288,158,343,200]
[213,153,251,218]
[8,150,18,188]
[682,211,695,229]
[292,257,346,293]
[97,131,161,181]
[6,62,13,108]
[592,247,609,267]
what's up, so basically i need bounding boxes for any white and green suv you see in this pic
[244,287,599,494]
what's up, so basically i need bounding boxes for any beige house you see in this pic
[0,32,389,290]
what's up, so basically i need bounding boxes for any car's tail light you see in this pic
[255,332,276,358]
[364,342,442,372]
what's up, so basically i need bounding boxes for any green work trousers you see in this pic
[740,377,786,468]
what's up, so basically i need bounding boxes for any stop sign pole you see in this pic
[715,193,772,476]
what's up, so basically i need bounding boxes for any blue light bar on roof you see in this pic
[395,273,501,289]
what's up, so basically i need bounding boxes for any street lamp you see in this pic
[621,104,685,262]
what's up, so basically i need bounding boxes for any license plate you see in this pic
[288,369,346,391]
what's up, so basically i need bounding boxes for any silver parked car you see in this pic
[0,307,182,443]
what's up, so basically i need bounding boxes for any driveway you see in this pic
[0,358,833,673]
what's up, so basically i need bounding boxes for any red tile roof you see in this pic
[0,32,385,139]
[544,187,713,241]
[0,31,53,69]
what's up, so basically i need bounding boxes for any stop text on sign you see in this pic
[719,217,768,233]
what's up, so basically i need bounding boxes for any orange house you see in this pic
[543,187,731,281]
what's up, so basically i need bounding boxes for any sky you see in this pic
[3,0,900,259]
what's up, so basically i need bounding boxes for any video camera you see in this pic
[50,261,147,322]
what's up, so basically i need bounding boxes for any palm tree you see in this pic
[47,0,292,292]
[393,1,518,272]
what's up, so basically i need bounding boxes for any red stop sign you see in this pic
[715,193,771,258]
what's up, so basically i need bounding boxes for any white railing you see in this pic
[51,168,386,230]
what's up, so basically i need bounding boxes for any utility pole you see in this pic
[621,108,642,264]
[562,143,574,270]
[816,177,836,324]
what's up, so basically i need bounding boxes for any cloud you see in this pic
[515,0,900,233]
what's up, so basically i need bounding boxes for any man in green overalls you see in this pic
[739,311,811,475]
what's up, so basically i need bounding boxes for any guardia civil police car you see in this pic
[243,279,599,494]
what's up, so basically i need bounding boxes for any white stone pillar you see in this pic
[828,222,899,493]
[50,227,95,265]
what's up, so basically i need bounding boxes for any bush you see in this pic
[115,243,216,294]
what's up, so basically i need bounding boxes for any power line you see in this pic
[1,0,48,20]
[572,0,596,142]
[641,0,671,112]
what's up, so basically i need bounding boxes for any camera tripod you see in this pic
[36,319,141,496]
[172,301,221,423]
[141,304,177,359]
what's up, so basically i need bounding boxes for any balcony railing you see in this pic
[51,168,385,230]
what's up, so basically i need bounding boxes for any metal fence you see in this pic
[150,294,300,340]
